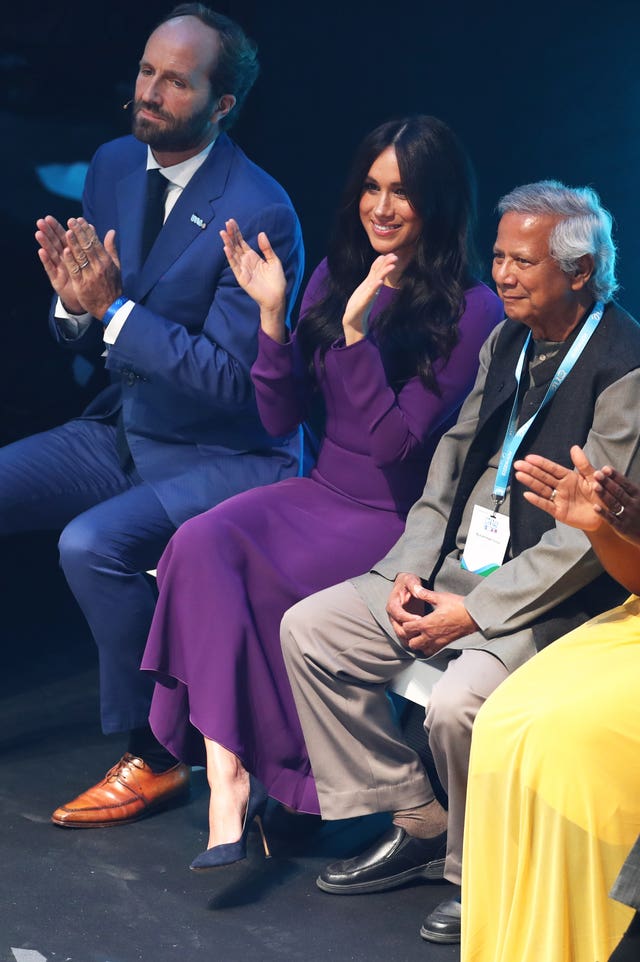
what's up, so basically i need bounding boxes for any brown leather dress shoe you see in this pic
[51,753,191,828]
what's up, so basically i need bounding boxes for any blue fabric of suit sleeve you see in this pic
[104,202,303,411]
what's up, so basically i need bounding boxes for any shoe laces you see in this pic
[105,753,143,783]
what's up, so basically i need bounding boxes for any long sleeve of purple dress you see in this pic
[249,260,331,435]
[141,258,504,813]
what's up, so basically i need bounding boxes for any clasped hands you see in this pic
[386,572,478,656]
[35,215,122,320]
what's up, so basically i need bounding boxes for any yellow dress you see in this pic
[462,595,640,962]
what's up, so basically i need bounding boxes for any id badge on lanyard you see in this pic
[461,505,511,576]
[460,301,604,578]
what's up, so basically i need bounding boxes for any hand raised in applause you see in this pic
[514,444,640,544]
[61,217,122,320]
[220,218,287,344]
[386,572,477,657]
[342,254,398,346]
[36,215,85,315]
[36,216,122,319]
[594,465,640,545]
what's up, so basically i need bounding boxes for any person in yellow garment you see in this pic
[461,444,640,962]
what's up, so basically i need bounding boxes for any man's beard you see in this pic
[132,99,214,152]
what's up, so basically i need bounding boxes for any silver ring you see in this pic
[79,260,90,269]
[549,488,557,502]
[70,265,81,275]
[614,504,625,517]
[81,239,94,251]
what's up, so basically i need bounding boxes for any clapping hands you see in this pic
[221,218,287,343]
[341,254,398,346]
[36,215,122,319]
[514,445,640,545]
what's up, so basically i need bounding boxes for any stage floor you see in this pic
[1,533,459,962]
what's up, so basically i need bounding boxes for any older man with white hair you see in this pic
[281,180,640,944]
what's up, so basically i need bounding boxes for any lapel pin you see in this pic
[190,213,207,229]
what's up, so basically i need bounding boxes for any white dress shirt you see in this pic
[55,138,217,343]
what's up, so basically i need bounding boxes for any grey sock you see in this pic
[393,799,447,839]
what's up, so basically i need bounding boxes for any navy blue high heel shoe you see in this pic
[190,775,270,871]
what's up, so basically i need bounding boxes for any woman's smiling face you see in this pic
[359,146,423,272]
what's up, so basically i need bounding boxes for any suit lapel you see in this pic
[131,134,236,303]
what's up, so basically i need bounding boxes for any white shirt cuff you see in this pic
[103,299,135,344]
[54,297,92,337]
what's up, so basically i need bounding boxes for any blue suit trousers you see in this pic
[0,419,176,733]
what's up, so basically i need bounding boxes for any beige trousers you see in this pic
[281,580,509,883]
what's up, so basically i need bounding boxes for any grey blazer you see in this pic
[612,836,640,910]
[354,317,640,673]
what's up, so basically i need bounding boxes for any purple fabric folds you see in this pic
[141,261,503,813]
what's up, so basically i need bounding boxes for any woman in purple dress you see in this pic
[141,115,503,869]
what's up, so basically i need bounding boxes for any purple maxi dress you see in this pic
[141,260,503,813]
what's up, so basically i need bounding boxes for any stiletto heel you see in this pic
[255,813,271,858]
[190,775,270,871]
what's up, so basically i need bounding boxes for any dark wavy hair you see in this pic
[296,115,480,392]
[158,4,259,130]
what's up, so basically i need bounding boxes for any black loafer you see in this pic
[420,898,461,943]
[316,824,446,894]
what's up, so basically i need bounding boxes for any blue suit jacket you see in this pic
[51,133,305,525]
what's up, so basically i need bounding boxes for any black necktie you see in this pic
[140,168,167,264]
[115,169,167,468]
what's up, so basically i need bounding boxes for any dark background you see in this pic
[2,0,640,446]
[0,6,638,957]
[3,0,640,675]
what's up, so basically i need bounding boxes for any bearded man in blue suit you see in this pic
[0,4,304,826]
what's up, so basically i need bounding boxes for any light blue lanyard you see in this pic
[492,301,605,511]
